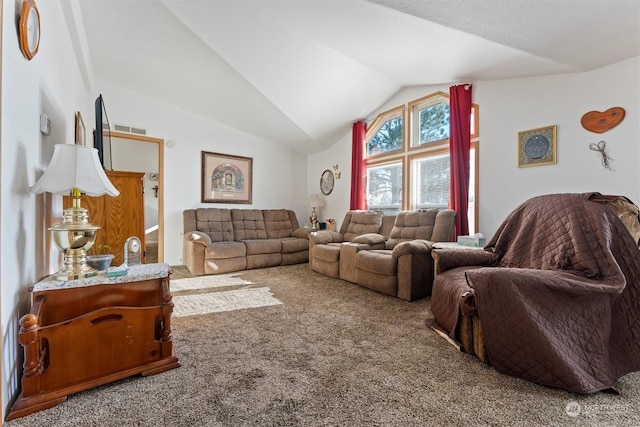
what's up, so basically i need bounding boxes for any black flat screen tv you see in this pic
[93,94,111,169]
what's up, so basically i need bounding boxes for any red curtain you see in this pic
[350,121,367,210]
[449,84,472,237]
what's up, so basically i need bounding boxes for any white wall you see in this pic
[309,58,640,238]
[1,1,93,416]
[94,80,309,265]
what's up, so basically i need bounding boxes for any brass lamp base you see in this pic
[53,248,99,280]
[310,207,319,230]
[49,194,101,281]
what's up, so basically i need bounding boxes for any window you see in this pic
[366,106,404,157]
[365,92,479,232]
[366,159,403,215]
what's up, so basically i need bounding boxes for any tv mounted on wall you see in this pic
[93,94,111,169]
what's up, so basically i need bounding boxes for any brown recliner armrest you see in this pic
[391,240,433,259]
[434,249,498,274]
[309,230,344,244]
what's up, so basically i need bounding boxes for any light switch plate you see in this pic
[40,114,50,135]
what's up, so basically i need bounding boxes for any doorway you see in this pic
[104,131,164,263]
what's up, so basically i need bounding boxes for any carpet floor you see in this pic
[5,264,640,426]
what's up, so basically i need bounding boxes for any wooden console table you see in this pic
[7,264,181,420]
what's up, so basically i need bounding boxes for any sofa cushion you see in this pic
[280,237,309,254]
[263,209,298,239]
[386,210,439,249]
[194,208,234,242]
[354,250,397,275]
[231,209,268,240]
[343,211,384,242]
[243,239,281,255]
[205,241,246,259]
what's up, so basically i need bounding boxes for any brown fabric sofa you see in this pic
[308,210,395,279]
[310,209,456,301]
[183,208,312,276]
[353,209,456,301]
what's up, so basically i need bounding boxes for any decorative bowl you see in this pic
[87,254,114,271]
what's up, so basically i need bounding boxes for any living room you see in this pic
[2,0,640,424]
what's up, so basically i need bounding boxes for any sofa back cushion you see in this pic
[192,208,235,242]
[341,211,384,242]
[231,209,268,240]
[263,209,299,239]
[385,209,441,249]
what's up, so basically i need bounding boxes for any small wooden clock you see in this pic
[19,0,41,60]
[124,236,142,266]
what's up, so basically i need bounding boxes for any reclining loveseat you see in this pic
[310,208,456,301]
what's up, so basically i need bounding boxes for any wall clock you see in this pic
[320,169,334,195]
[19,0,41,60]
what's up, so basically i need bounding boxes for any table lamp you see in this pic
[307,193,325,230]
[30,144,119,280]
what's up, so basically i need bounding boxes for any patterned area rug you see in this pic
[173,288,282,317]
[171,274,281,317]
[171,274,252,291]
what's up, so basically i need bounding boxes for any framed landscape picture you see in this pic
[201,151,253,204]
[518,125,557,167]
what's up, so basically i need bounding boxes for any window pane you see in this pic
[417,103,449,145]
[415,153,449,208]
[367,115,403,156]
[367,162,403,215]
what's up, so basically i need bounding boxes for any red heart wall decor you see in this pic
[581,107,625,133]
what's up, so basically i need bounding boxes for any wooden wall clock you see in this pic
[19,0,41,60]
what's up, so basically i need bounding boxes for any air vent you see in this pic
[113,123,147,135]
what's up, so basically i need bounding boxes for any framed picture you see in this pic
[201,151,253,204]
[518,125,556,167]
[75,112,86,145]
[320,169,334,195]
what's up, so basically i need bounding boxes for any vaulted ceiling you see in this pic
[76,0,640,154]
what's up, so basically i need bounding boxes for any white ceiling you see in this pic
[77,0,640,154]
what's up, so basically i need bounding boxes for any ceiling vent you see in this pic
[113,123,147,135]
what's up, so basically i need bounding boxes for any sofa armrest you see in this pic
[309,230,344,244]
[351,233,386,245]
[185,230,212,246]
[291,228,314,239]
[433,249,499,274]
[391,240,433,259]
[183,231,212,276]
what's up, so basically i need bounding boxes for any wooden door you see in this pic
[65,170,145,266]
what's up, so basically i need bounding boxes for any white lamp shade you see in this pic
[307,193,325,208]
[30,144,119,197]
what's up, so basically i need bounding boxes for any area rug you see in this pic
[173,287,282,317]
[171,274,252,292]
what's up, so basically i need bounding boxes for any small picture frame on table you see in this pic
[518,125,556,167]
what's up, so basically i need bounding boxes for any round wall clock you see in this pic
[320,169,334,195]
[19,0,41,60]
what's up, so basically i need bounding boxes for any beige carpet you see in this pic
[5,264,640,426]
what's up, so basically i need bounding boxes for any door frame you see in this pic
[105,131,164,263]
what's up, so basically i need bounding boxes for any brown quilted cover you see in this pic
[464,193,640,393]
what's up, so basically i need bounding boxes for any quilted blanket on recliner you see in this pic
[466,193,640,393]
